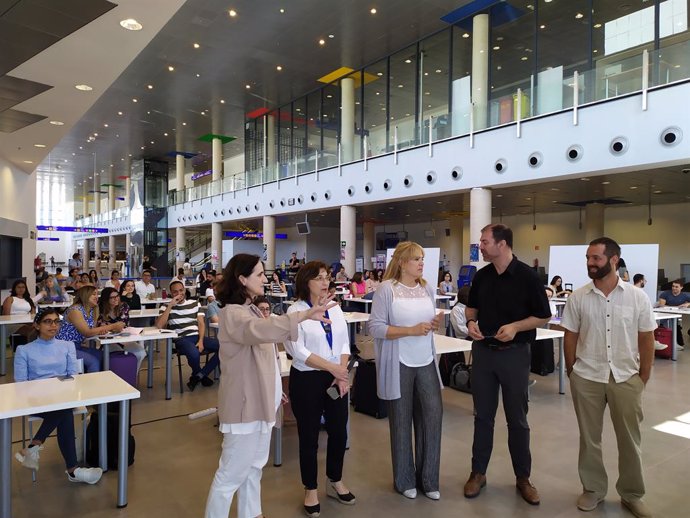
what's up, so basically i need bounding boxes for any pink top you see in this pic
[351,281,366,296]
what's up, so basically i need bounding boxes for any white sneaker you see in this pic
[654,341,667,351]
[68,467,103,484]
[425,491,441,500]
[15,445,43,471]
[402,488,417,499]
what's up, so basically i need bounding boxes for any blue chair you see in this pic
[457,265,476,289]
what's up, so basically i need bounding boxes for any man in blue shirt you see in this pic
[657,279,690,348]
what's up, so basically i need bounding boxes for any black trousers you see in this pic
[471,342,532,478]
[289,367,349,489]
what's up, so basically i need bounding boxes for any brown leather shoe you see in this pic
[516,477,540,505]
[463,472,487,498]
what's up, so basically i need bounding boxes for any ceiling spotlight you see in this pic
[245,84,251,89]
[117,111,123,115]
[119,18,142,31]
[404,59,411,63]
[93,132,98,137]
[462,33,470,38]
[150,141,154,144]
[328,34,334,38]
[193,42,200,49]
[276,65,282,71]
[34,144,46,148]
[228,9,237,17]
[24,160,33,164]
[540,24,546,29]
[196,73,200,77]
[75,84,93,91]
[601,181,610,185]
[493,45,500,50]
[575,12,584,19]
[594,23,602,28]
[370,8,377,14]
[147,84,153,89]
[49,120,64,125]
[319,39,325,45]
[629,186,638,190]
[164,132,168,136]
[182,122,187,126]
[220,99,225,104]
[132,98,138,102]
[280,8,285,13]
[521,56,528,61]
[168,65,175,72]
[103,123,108,127]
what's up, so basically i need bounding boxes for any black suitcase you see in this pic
[530,339,555,376]
[352,360,388,419]
[86,408,136,470]
[439,352,466,387]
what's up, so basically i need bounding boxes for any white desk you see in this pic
[36,301,71,309]
[0,315,33,377]
[128,308,160,320]
[435,294,453,308]
[0,371,140,516]
[141,298,172,306]
[97,330,177,399]
[347,298,373,313]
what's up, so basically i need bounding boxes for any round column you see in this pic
[108,185,115,212]
[108,236,116,270]
[211,222,222,270]
[585,203,605,243]
[176,226,186,273]
[470,187,491,268]
[472,13,489,130]
[212,138,223,182]
[94,237,102,273]
[341,77,355,162]
[340,205,356,276]
[362,221,375,271]
[176,153,185,201]
[263,216,276,272]
[448,214,464,278]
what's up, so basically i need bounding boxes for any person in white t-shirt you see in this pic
[104,269,121,290]
[135,270,156,300]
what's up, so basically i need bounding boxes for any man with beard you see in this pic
[561,237,655,518]
[463,224,551,505]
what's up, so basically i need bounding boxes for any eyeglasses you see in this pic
[258,306,271,313]
[40,319,61,326]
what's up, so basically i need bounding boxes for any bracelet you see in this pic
[467,319,477,325]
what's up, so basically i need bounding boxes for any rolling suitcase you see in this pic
[654,326,673,359]
[530,339,555,376]
[109,350,138,387]
[352,360,388,419]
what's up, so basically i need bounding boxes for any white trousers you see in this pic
[204,430,272,518]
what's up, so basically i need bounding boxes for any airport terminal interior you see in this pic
[1,0,690,517]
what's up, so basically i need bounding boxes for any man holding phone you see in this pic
[156,280,219,391]
[464,224,551,504]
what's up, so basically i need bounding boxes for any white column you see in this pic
[108,236,116,270]
[341,76,355,162]
[94,188,101,217]
[448,214,464,277]
[472,13,489,130]
[585,203,605,243]
[266,114,276,172]
[176,226,186,272]
[263,216,276,271]
[125,233,131,277]
[470,187,491,268]
[212,138,223,182]
[108,185,115,212]
[362,221,375,271]
[176,153,185,197]
[94,237,102,271]
[125,176,131,208]
[211,222,222,270]
[340,205,356,276]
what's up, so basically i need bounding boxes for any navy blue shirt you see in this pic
[659,290,690,306]
[468,256,551,344]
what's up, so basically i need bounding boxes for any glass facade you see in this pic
[168,0,689,207]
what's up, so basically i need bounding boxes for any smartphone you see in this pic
[326,385,340,400]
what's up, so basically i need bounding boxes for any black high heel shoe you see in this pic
[326,481,356,505]
[303,503,320,517]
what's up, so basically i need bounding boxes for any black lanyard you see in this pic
[305,300,332,351]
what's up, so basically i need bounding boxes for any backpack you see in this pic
[449,355,472,393]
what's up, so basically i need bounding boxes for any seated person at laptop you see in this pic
[14,309,103,484]
[155,280,220,391]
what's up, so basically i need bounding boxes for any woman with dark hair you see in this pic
[548,276,569,297]
[439,272,454,294]
[13,308,103,484]
[98,287,145,371]
[119,279,141,310]
[204,253,336,518]
[104,269,121,290]
[365,269,381,294]
[2,279,37,316]
[285,261,354,516]
[88,269,99,286]
[349,272,366,297]
[617,257,630,282]
[56,286,124,373]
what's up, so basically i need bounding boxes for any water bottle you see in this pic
[162,288,168,299]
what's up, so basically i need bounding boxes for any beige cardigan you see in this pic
[216,303,301,427]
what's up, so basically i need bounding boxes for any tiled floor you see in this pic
[4,336,690,518]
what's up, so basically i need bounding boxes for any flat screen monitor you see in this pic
[296,222,311,235]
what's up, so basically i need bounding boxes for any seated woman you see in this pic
[349,272,366,298]
[104,270,121,290]
[2,279,37,343]
[98,287,146,371]
[76,273,92,289]
[14,308,103,484]
[88,269,99,287]
[548,275,570,297]
[365,270,381,294]
[270,271,287,295]
[55,286,125,373]
[35,275,66,304]
[119,280,141,310]
[439,272,454,294]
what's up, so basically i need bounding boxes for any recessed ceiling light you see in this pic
[34,144,46,148]
[79,146,83,150]
[228,9,237,17]
[629,186,638,189]
[435,69,441,73]
[119,18,142,31]
[397,84,403,88]
[493,45,500,50]
[601,181,610,185]
[575,13,584,19]
[193,42,200,49]
[164,132,168,136]
[404,59,411,63]
[245,84,251,89]
[150,141,154,144]
[132,98,138,102]
[462,33,470,38]
[93,133,98,137]
[182,122,186,126]
[103,123,108,127]
[550,187,560,191]
[521,56,528,61]
[496,194,503,198]
[540,24,546,29]
[328,34,334,38]
[75,84,93,91]
[147,84,153,89]
[49,120,64,126]
[370,8,377,14]
[23,160,33,164]
[117,111,123,116]
[196,73,200,77]
[280,8,285,13]
[653,190,662,194]
[424,91,430,95]
[276,65,282,71]
[594,23,602,28]
[168,65,175,72]
[220,99,225,104]
[376,72,383,76]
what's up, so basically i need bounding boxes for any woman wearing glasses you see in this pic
[13,308,104,484]
[285,261,354,517]
[97,287,146,371]
[204,254,336,518]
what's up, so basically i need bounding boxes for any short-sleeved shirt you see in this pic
[56,305,95,348]
[135,281,156,300]
[561,279,656,383]
[159,299,201,338]
[468,255,551,344]
[658,290,690,306]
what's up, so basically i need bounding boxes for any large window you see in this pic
[389,44,418,150]
[362,57,388,156]
[419,30,451,143]
[37,173,69,225]
[451,26,473,136]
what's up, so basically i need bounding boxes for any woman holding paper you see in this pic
[97,287,146,371]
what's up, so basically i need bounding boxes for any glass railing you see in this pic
[165,39,690,208]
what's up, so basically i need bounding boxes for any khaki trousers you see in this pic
[570,372,645,500]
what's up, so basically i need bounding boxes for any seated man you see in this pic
[155,280,219,391]
[658,279,690,347]
[135,269,157,301]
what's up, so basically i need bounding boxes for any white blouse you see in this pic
[390,283,435,367]
[285,300,350,371]
[9,297,32,315]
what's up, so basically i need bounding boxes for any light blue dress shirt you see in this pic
[14,337,78,381]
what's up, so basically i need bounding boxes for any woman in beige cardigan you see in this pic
[205,253,335,518]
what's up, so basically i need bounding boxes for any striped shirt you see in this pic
[159,299,202,337]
